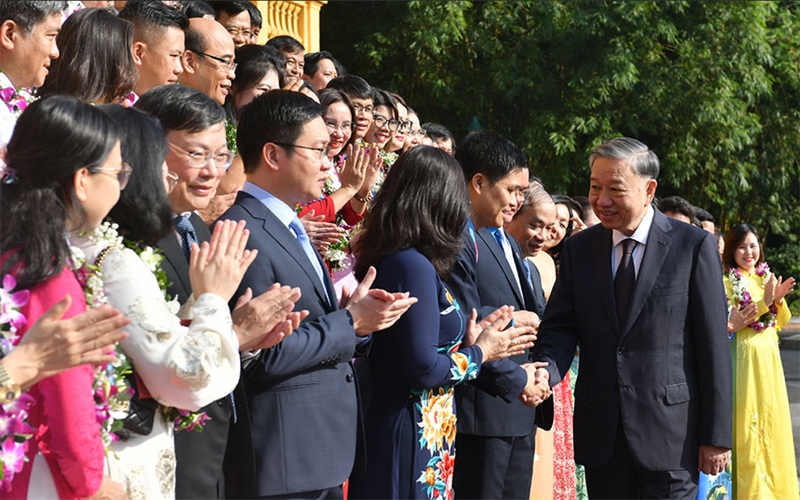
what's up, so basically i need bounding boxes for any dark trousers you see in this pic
[583,422,698,500]
[453,430,536,500]
[256,485,344,500]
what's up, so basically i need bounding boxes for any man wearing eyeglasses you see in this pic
[179,17,235,106]
[327,75,374,140]
[208,0,251,49]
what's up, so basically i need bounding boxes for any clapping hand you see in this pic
[464,306,537,362]
[189,219,258,303]
[728,301,758,333]
[764,273,796,306]
[300,210,346,253]
[232,284,308,351]
[340,266,418,336]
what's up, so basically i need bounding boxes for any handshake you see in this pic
[519,363,552,407]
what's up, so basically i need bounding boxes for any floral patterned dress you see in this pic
[348,249,483,500]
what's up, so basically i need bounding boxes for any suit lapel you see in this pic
[592,227,620,333]
[509,236,536,311]
[478,228,524,306]
[620,211,674,337]
[237,193,332,308]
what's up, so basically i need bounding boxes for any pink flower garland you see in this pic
[726,261,778,336]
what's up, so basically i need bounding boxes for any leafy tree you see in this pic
[321,1,800,240]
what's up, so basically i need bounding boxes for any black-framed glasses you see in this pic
[352,103,374,115]
[372,113,400,132]
[273,142,331,161]
[94,162,133,190]
[408,128,427,138]
[168,142,235,171]
[397,120,413,133]
[195,51,237,73]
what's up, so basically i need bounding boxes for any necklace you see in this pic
[726,261,778,336]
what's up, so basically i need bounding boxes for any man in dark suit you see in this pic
[218,90,416,499]
[530,137,732,499]
[136,85,302,499]
[447,130,548,499]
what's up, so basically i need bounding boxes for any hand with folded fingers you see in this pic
[232,284,308,351]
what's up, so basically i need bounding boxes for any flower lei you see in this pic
[0,71,36,118]
[72,222,208,446]
[0,274,32,491]
[726,261,778,337]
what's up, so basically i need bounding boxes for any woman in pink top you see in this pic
[0,96,126,499]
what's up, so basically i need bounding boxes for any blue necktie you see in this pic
[289,217,327,288]
[488,227,505,249]
[174,215,198,262]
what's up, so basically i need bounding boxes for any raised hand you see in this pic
[359,144,382,195]
[338,142,369,192]
[6,295,130,389]
[189,219,258,302]
[232,284,307,351]
[773,275,796,305]
[300,210,346,253]
[728,301,758,333]
[465,307,537,363]
[341,266,418,335]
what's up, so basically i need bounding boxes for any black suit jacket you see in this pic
[219,191,362,497]
[157,213,242,500]
[455,228,543,437]
[532,210,732,470]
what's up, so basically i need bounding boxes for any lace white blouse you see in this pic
[72,235,241,411]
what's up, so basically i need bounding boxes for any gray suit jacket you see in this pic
[532,209,732,471]
[219,191,361,497]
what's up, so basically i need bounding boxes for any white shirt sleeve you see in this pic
[100,247,240,411]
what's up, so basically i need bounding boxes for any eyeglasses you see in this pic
[273,142,331,161]
[168,142,235,171]
[408,128,428,138]
[397,120,413,133]
[94,162,133,190]
[165,170,179,192]
[352,104,374,115]
[372,113,400,132]
[226,26,252,39]
[324,119,354,133]
[195,51,237,73]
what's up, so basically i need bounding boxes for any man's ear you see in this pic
[645,178,658,204]
[262,143,282,171]
[131,41,146,66]
[0,20,18,51]
[73,168,91,203]
[470,173,485,194]
[181,50,196,74]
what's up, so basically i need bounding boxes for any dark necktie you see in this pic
[614,238,637,325]
[174,214,198,262]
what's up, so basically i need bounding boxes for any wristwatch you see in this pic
[0,362,21,404]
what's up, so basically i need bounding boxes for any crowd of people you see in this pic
[0,1,797,500]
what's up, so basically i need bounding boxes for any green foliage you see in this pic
[321,0,800,240]
[767,241,800,315]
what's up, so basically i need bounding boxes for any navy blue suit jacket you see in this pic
[532,210,732,470]
[219,191,361,497]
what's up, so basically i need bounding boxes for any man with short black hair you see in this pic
[694,206,715,234]
[0,0,65,146]
[265,34,304,81]
[119,0,189,100]
[660,195,696,225]
[303,50,339,90]
[220,90,416,499]
[207,0,251,48]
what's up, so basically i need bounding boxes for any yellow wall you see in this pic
[252,1,327,52]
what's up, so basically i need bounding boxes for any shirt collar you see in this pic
[612,204,654,248]
[242,181,296,228]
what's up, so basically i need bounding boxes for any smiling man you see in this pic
[179,17,235,106]
[531,137,732,499]
[0,0,64,146]
[118,0,188,101]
